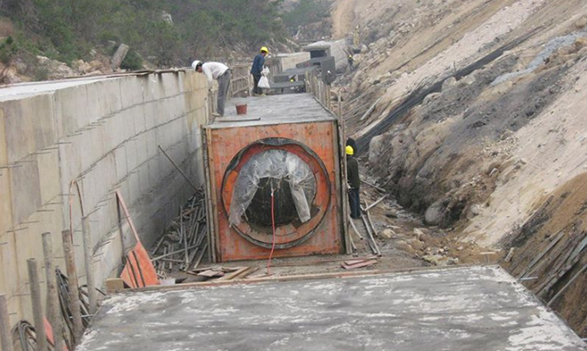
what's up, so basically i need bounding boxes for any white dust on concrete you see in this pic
[506,308,584,350]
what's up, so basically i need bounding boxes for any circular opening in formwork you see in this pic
[246,178,297,227]
[221,138,330,249]
[231,149,317,228]
[244,173,318,228]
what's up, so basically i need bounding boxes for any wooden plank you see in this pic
[344,259,368,265]
[121,264,482,294]
[203,127,218,263]
[42,232,66,351]
[537,233,587,297]
[517,230,566,279]
[233,267,259,280]
[62,230,84,344]
[198,270,225,278]
[27,259,47,351]
[106,278,125,294]
[548,263,587,306]
[218,267,249,281]
[216,117,261,123]
[0,294,13,351]
[361,179,386,192]
[342,260,378,270]
[364,195,389,212]
[348,216,363,240]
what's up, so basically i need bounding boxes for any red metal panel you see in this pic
[206,121,343,262]
[116,190,160,288]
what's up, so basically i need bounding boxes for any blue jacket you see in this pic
[251,54,265,75]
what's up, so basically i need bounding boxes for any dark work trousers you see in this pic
[348,188,361,219]
[252,74,262,95]
[217,70,231,116]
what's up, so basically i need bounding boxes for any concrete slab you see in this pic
[208,94,335,129]
[78,266,586,351]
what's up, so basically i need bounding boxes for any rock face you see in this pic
[72,60,92,74]
[161,11,174,25]
[37,56,75,79]
[111,44,130,71]
[424,201,444,226]
[380,229,394,240]
[575,16,587,29]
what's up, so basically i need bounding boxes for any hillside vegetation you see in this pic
[0,0,332,82]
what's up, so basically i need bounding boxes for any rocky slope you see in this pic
[333,0,587,336]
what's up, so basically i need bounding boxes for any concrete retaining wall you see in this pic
[0,71,209,330]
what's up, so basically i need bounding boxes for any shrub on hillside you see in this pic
[121,50,144,71]
[0,36,18,65]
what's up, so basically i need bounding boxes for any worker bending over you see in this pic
[346,145,361,219]
[192,60,231,117]
[251,47,268,96]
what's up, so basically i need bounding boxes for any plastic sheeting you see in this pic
[229,149,317,226]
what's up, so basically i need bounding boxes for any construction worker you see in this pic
[346,137,358,155]
[348,54,354,71]
[192,60,231,117]
[251,46,268,96]
[346,145,361,219]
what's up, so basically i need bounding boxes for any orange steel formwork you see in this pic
[203,95,346,262]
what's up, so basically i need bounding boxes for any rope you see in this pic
[266,186,277,275]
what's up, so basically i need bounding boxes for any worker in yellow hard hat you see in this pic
[346,145,361,219]
[251,46,269,96]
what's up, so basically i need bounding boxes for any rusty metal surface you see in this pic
[116,190,160,288]
[206,118,343,262]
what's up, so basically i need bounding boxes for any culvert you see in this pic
[203,94,348,262]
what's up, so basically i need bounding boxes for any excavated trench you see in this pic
[340,12,587,337]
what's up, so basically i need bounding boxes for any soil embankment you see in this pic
[332,0,587,336]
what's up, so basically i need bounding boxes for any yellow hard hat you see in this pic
[260,46,269,53]
[345,145,354,155]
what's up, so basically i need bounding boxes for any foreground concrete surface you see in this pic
[78,266,586,351]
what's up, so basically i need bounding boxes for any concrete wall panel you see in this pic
[0,71,209,334]
[9,160,42,225]
[119,76,145,110]
[54,84,89,138]
[2,98,36,163]
[37,150,61,205]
